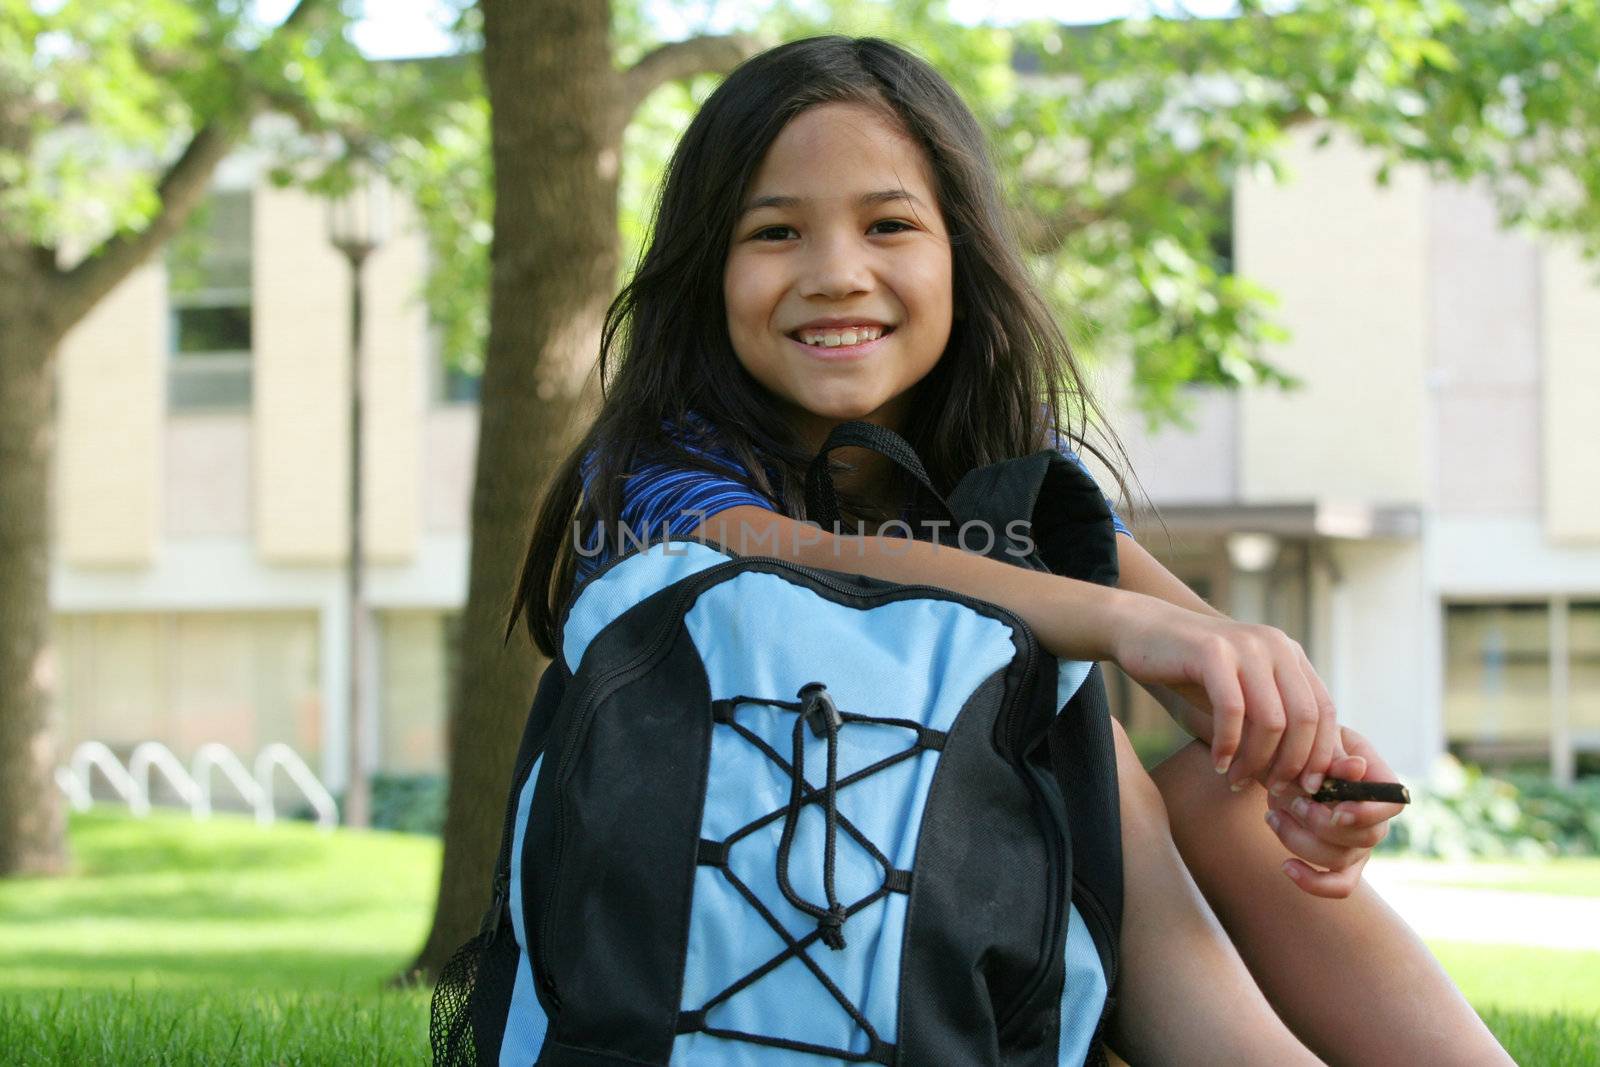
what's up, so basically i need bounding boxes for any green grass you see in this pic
[1430,942,1600,1015]
[0,808,440,996]
[1475,1006,1600,1067]
[0,987,432,1066]
[0,809,439,1065]
[1371,857,1600,898]
[2,810,1598,1065]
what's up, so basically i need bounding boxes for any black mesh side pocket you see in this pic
[431,931,489,1067]
[430,907,525,1067]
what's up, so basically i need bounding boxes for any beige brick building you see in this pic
[48,122,1600,795]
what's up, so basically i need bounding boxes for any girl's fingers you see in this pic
[1227,663,1286,789]
[1197,664,1246,776]
[1327,799,1404,833]
[1328,754,1367,780]
[1295,658,1340,795]
[1270,791,1393,847]
[1264,656,1319,796]
[1265,806,1370,868]
[1337,724,1395,781]
[1281,853,1368,899]
[1326,726,1406,824]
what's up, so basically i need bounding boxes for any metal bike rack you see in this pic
[55,740,340,831]
[193,742,267,817]
[254,743,339,830]
[127,741,204,817]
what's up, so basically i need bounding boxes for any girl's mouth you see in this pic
[785,325,896,360]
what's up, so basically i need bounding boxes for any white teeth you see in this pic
[797,326,886,347]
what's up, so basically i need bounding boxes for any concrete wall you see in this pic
[166,415,252,537]
[253,182,350,563]
[253,182,426,564]
[1541,240,1600,544]
[56,263,165,566]
[1234,125,1430,507]
[1326,537,1440,777]
[1427,182,1542,516]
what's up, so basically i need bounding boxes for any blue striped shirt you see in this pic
[573,413,1131,593]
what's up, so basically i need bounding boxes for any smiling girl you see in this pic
[510,35,1511,1066]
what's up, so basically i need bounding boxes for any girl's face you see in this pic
[723,102,954,451]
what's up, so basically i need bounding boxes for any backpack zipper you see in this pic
[486,541,738,959]
[481,670,567,948]
[482,757,539,946]
[534,558,745,1007]
[1072,873,1121,1062]
[1072,875,1118,990]
[994,698,1073,1042]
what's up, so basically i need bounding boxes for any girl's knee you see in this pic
[1149,736,1216,794]
[1150,736,1268,827]
[1110,717,1171,833]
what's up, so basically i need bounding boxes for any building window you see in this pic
[1571,601,1600,741]
[167,190,252,410]
[442,361,482,404]
[1208,181,1234,277]
[431,322,482,405]
[53,610,322,806]
[377,610,450,776]
[1444,602,1551,758]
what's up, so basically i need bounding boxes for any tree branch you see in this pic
[256,82,369,145]
[1016,195,1124,256]
[617,33,764,128]
[50,0,328,333]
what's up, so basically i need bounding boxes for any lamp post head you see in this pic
[326,150,391,263]
[1226,531,1282,574]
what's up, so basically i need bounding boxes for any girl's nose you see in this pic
[798,234,873,300]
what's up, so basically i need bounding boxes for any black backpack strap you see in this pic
[518,656,569,765]
[947,448,1119,588]
[950,448,1125,996]
[804,420,956,529]
[1047,667,1124,949]
[483,657,571,928]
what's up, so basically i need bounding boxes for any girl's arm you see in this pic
[1115,532,1406,896]
[1111,534,1227,741]
[1112,532,1339,795]
[691,506,1334,794]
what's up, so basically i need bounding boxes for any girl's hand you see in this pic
[1263,726,1403,898]
[1105,592,1340,796]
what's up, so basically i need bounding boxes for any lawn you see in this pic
[1367,855,1600,899]
[1,810,1596,1065]
[0,809,438,1065]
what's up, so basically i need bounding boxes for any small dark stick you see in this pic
[1310,778,1411,805]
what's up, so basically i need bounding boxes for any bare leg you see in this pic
[1150,738,1514,1067]
[1106,719,1322,1066]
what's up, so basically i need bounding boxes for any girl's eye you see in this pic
[750,220,915,241]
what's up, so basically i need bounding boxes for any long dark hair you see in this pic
[508,34,1145,659]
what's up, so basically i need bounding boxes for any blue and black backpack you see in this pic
[431,421,1125,1066]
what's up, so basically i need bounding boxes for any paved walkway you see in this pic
[1363,859,1600,952]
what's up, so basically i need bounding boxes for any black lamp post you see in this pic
[326,151,390,829]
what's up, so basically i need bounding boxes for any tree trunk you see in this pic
[0,248,68,876]
[404,0,620,982]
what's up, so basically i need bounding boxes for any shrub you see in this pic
[1380,755,1600,860]
[294,773,447,835]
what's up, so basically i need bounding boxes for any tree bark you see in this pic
[0,0,329,878]
[404,4,764,983]
[0,241,68,876]
[403,0,621,982]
